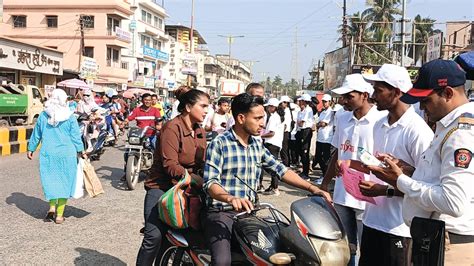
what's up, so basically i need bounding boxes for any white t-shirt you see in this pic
[332,106,387,210]
[283,108,292,133]
[317,107,334,143]
[362,106,434,237]
[264,112,284,148]
[212,112,230,134]
[296,105,314,130]
[202,106,214,129]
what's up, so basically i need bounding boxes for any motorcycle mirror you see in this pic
[269,253,294,265]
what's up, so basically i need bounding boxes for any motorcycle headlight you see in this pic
[128,137,141,145]
[309,237,350,266]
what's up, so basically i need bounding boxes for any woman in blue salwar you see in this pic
[27,89,87,224]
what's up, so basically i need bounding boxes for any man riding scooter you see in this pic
[122,93,162,179]
[203,92,332,265]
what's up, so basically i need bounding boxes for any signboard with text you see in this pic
[0,38,63,75]
[115,27,131,42]
[79,56,98,79]
[324,47,350,90]
[181,53,198,75]
[143,46,169,62]
[426,32,443,62]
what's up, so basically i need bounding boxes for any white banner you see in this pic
[426,32,443,62]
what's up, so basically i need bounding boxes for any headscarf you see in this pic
[44,89,73,127]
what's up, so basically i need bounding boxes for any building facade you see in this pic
[445,21,473,59]
[1,0,133,90]
[122,0,169,95]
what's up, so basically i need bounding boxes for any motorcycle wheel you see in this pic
[159,247,194,266]
[125,156,139,190]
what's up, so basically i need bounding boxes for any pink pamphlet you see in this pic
[340,162,377,205]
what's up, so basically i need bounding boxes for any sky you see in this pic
[163,0,474,83]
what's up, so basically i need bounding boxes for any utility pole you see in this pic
[342,0,347,47]
[400,0,407,66]
[290,27,299,83]
[218,34,244,78]
[187,0,195,87]
[316,59,321,90]
[78,15,85,71]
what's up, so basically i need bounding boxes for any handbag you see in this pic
[82,159,104,197]
[157,170,203,230]
[72,158,85,199]
[410,216,445,266]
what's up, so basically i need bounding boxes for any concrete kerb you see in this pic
[0,126,34,156]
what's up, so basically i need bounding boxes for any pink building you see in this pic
[1,0,133,89]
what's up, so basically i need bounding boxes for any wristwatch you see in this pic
[386,185,395,198]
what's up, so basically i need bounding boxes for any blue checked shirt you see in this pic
[203,129,288,207]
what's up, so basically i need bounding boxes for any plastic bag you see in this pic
[72,158,85,199]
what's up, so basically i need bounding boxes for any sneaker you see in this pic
[263,188,280,196]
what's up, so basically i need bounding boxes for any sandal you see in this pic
[54,216,65,224]
[44,211,55,222]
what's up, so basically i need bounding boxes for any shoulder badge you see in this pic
[458,113,474,130]
[454,148,472,168]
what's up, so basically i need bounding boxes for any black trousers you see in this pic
[289,138,299,165]
[280,132,290,167]
[264,142,281,189]
[314,141,333,176]
[136,188,169,266]
[359,225,412,266]
[295,128,312,176]
[202,210,238,266]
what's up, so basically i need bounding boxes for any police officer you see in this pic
[366,59,474,265]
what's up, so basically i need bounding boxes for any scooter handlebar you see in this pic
[217,205,235,212]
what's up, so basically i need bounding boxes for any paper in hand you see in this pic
[340,161,377,205]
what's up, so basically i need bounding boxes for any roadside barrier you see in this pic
[0,126,34,156]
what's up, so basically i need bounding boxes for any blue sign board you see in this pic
[143,46,169,62]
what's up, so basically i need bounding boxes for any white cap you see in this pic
[297,93,311,102]
[332,74,374,96]
[280,95,292,103]
[363,64,412,93]
[322,94,332,102]
[264,98,280,107]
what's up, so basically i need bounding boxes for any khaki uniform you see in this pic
[397,102,474,265]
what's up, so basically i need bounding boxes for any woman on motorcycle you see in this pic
[136,87,209,265]
[101,95,120,140]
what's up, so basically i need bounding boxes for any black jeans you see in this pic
[280,132,290,167]
[289,138,299,165]
[202,210,238,266]
[359,225,412,266]
[136,188,169,266]
[296,128,312,176]
[314,141,333,176]
[264,142,281,189]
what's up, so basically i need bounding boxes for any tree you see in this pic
[362,0,401,42]
[408,15,438,64]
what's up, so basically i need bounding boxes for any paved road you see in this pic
[0,141,319,265]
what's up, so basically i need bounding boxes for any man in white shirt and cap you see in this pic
[321,74,386,265]
[279,95,293,167]
[313,94,335,179]
[295,94,314,180]
[366,59,474,265]
[358,64,434,266]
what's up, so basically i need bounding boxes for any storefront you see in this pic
[0,37,63,89]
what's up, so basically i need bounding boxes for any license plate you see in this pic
[125,145,142,150]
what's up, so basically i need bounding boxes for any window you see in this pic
[141,10,147,22]
[107,47,120,67]
[146,13,152,24]
[46,16,58,28]
[158,18,163,29]
[154,16,159,28]
[107,17,120,32]
[152,39,161,50]
[32,88,42,99]
[80,15,94,29]
[83,47,94,58]
[141,34,151,47]
[205,78,211,86]
[12,15,27,28]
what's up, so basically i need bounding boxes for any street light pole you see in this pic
[187,0,195,87]
[218,34,244,78]
[401,0,407,66]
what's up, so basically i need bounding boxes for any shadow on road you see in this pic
[74,247,126,265]
[95,165,147,191]
[5,192,90,219]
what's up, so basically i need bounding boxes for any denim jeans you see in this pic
[334,203,364,266]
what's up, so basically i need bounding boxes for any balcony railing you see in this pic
[106,59,124,69]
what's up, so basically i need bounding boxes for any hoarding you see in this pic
[426,32,443,62]
[324,47,350,90]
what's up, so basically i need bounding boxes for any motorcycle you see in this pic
[158,176,350,266]
[124,125,158,190]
